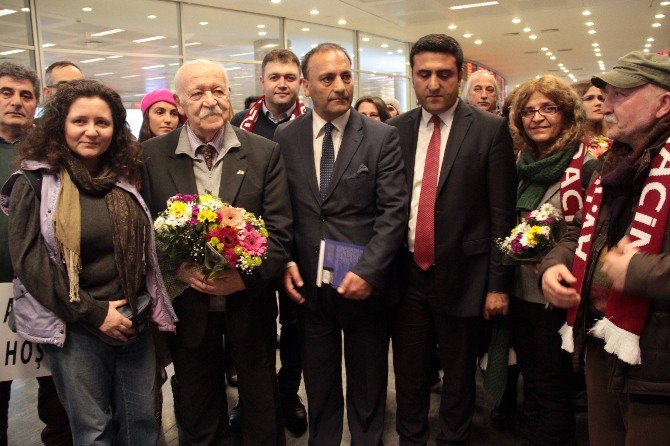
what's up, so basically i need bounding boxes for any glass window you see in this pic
[41,51,182,107]
[285,20,355,66]
[0,0,33,46]
[357,34,406,75]
[358,74,408,113]
[181,5,281,63]
[357,34,409,112]
[221,62,260,113]
[36,0,180,55]
[0,46,34,69]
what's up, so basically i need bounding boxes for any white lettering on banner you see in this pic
[634,212,658,228]
[0,283,51,381]
[575,234,590,262]
[561,190,583,223]
[649,147,670,177]
[639,182,667,213]
[561,167,581,188]
[575,209,597,261]
[629,227,652,249]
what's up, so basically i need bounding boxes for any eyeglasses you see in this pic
[519,104,561,119]
[187,88,229,102]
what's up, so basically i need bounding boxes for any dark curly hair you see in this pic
[354,96,392,122]
[17,79,142,185]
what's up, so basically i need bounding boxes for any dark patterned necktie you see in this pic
[320,122,335,201]
[200,144,216,170]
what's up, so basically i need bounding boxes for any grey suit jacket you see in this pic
[274,109,409,310]
[141,125,292,347]
[387,102,517,317]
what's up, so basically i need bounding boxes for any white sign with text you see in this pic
[0,283,51,381]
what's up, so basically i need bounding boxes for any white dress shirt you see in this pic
[312,109,351,188]
[407,99,459,252]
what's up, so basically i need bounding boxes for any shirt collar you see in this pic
[0,134,22,145]
[184,122,225,153]
[262,100,296,123]
[421,98,459,127]
[177,121,240,158]
[312,109,351,138]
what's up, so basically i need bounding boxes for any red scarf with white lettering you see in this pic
[239,96,307,132]
[561,138,670,365]
[559,142,587,223]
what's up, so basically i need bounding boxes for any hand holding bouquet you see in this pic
[498,203,564,265]
[154,193,268,278]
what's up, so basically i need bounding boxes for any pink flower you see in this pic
[241,228,267,256]
[223,248,239,266]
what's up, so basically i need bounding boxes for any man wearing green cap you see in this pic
[539,50,670,446]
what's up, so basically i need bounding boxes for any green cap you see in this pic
[591,51,670,91]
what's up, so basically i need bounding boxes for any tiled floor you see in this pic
[7,347,588,445]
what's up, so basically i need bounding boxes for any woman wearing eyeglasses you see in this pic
[572,80,612,159]
[507,75,593,446]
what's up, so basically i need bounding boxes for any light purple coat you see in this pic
[0,160,176,347]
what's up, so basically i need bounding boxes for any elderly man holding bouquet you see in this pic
[142,59,292,446]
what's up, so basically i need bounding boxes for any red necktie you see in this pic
[414,115,441,270]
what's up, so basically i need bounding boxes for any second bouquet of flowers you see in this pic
[497,203,564,265]
[154,193,268,278]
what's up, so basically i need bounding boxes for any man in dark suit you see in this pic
[142,59,292,446]
[387,34,516,445]
[275,43,408,445]
[230,49,308,436]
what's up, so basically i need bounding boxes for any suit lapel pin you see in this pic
[237,170,245,175]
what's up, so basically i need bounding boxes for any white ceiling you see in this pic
[0,0,668,105]
[202,0,670,87]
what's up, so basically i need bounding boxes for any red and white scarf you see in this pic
[239,96,307,133]
[561,137,670,365]
[559,142,587,222]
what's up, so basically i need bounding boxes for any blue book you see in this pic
[316,239,365,288]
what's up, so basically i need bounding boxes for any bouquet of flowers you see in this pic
[498,203,564,265]
[154,193,268,278]
[584,135,612,159]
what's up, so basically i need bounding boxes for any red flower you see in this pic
[207,226,240,248]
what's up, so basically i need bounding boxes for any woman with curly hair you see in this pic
[508,74,594,446]
[354,95,392,122]
[571,80,612,159]
[2,79,176,445]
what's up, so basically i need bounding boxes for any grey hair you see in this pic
[460,70,499,110]
[0,62,40,102]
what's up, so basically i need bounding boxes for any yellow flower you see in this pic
[199,193,214,204]
[198,209,218,223]
[168,201,189,218]
[527,225,543,246]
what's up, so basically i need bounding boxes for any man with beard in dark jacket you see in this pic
[540,51,670,446]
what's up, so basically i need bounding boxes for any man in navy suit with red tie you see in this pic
[387,34,516,445]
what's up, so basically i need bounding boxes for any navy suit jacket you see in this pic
[274,109,409,310]
[387,102,517,317]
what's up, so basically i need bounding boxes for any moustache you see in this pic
[603,115,617,124]
[199,105,224,119]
